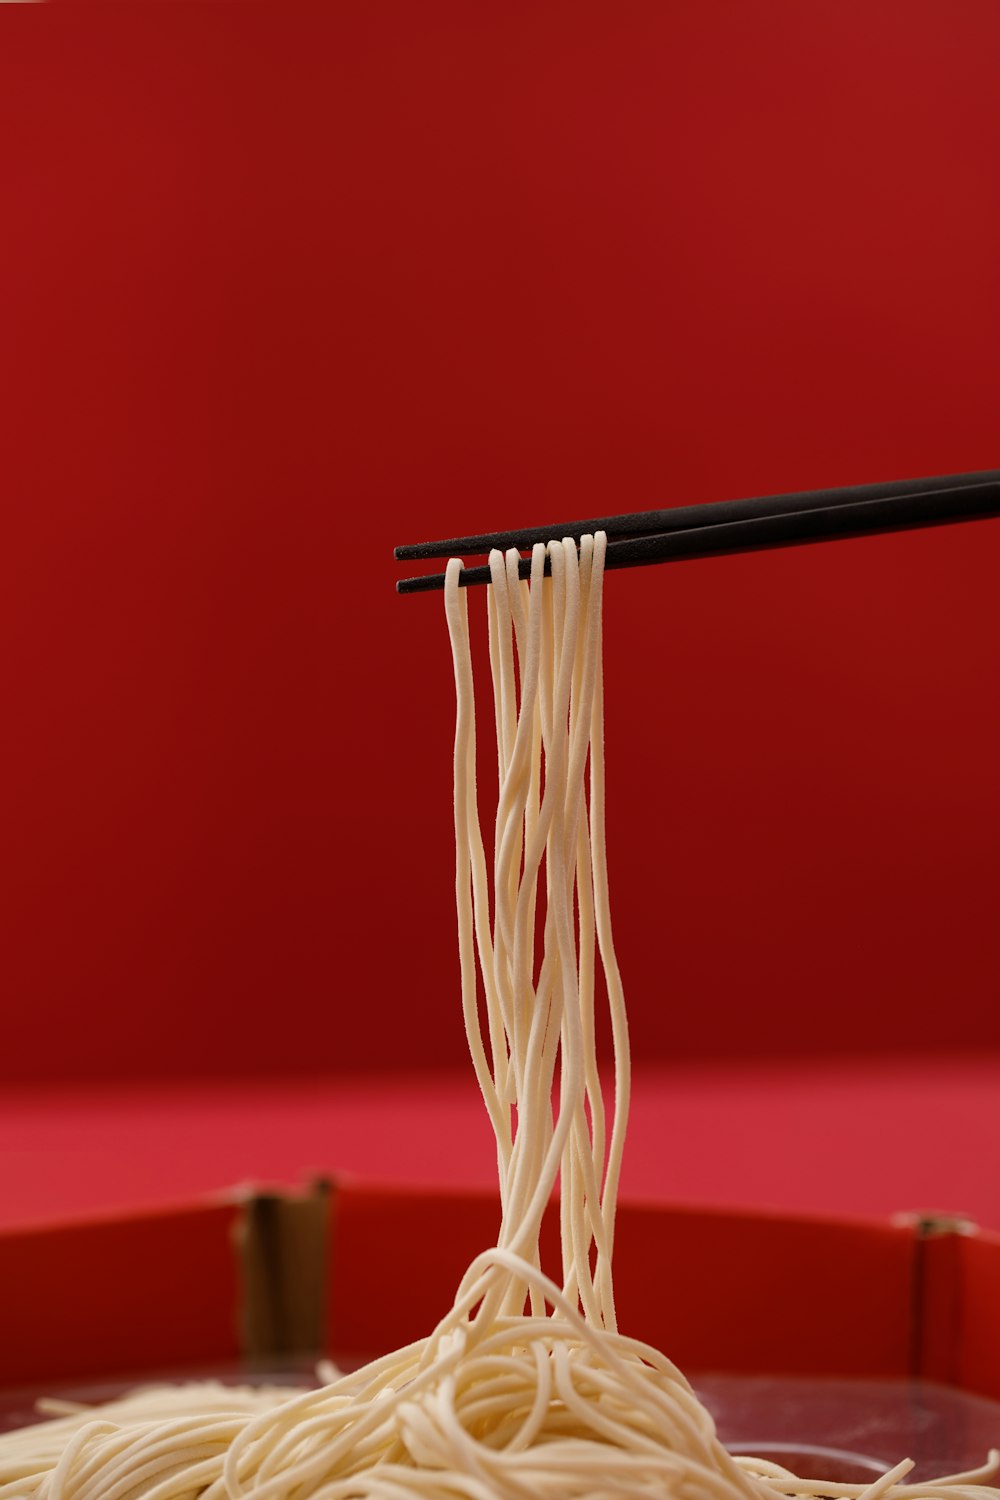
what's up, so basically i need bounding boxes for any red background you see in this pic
[1,0,998,1087]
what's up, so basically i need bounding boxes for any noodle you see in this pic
[0,534,995,1500]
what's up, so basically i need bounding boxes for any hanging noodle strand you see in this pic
[1,534,996,1500]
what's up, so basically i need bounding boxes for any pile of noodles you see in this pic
[1,534,995,1500]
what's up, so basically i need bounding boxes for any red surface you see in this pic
[331,1183,914,1380]
[4,1184,998,1397]
[3,1058,999,1233]
[955,1231,1000,1398]
[0,1203,241,1386]
[920,1231,965,1390]
[1,2,999,1084]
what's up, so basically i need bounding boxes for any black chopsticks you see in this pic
[394,470,1000,593]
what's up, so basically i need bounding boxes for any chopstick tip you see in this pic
[396,572,443,595]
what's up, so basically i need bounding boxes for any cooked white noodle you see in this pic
[1,534,994,1500]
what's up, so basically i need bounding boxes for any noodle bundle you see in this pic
[1,535,995,1500]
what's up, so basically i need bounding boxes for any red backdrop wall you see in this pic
[0,0,997,1082]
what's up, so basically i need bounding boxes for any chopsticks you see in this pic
[394,470,1000,593]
